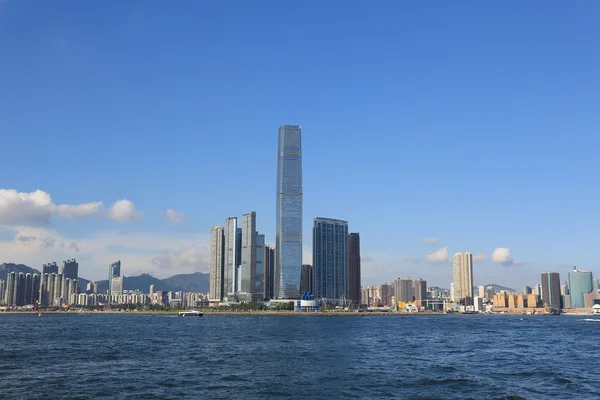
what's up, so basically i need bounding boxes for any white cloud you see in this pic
[473,253,487,262]
[165,209,185,224]
[55,202,103,219]
[423,238,439,244]
[492,248,519,266]
[107,200,140,222]
[0,189,104,225]
[425,247,449,263]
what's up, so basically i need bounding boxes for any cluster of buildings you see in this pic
[208,125,362,307]
[491,268,600,312]
[0,260,81,308]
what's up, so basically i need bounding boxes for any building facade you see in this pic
[348,233,361,306]
[223,217,239,300]
[209,226,225,302]
[275,125,303,299]
[300,264,313,295]
[452,252,474,306]
[108,261,121,295]
[568,267,593,308]
[541,272,561,308]
[313,218,349,304]
[255,234,265,301]
[61,259,79,280]
[240,211,257,302]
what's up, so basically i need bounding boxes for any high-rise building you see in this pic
[61,259,79,280]
[42,262,58,275]
[149,284,155,295]
[111,276,124,296]
[300,264,313,294]
[209,225,225,302]
[255,234,265,301]
[313,218,349,304]
[108,261,121,295]
[0,279,5,304]
[541,272,561,308]
[452,252,474,306]
[264,245,275,300]
[348,233,361,306]
[223,217,238,300]
[240,211,257,302]
[5,272,16,306]
[486,286,494,299]
[275,124,303,299]
[413,279,427,304]
[523,286,532,295]
[593,278,600,294]
[394,278,413,303]
[478,285,485,298]
[568,267,593,308]
[380,283,394,306]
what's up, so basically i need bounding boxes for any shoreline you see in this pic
[1,310,596,316]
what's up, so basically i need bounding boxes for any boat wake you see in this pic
[582,318,600,322]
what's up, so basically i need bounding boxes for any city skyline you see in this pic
[1,2,599,289]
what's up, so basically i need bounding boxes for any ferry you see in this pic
[178,310,203,317]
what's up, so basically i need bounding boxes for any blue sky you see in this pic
[0,1,599,288]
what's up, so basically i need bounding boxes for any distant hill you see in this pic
[0,263,41,281]
[483,283,516,293]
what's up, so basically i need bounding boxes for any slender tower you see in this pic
[209,226,225,302]
[275,125,303,299]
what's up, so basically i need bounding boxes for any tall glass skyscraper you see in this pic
[568,267,593,308]
[108,260,121,295]
[275,125,303,299]
[240,211,257,301]
[223,217,238,300]
[541,272,561,308]
[313,218,349,304]
[209,225,225,302]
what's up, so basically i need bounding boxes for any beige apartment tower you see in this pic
[209,226,225,302]
[452,252,474,306]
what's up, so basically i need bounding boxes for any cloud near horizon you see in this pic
[492,248,519,266]
[425,247,449,263]
[164,209,185,224]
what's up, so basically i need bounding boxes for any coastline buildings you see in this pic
[42,262,58,275]
[209,226,225,302]
[275,124,303,299]
[541,272,561,308]
[108,261,121,295]
[264,245,275,300]
[348,233,361,306]
[313,218,349,305]
[300,264,313,295]
[568,267,593,308]
[452,252,474,306]
[255,234,265,301]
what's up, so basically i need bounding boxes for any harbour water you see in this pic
[1,314,599,399]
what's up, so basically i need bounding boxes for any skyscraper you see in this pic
[0,279,4,304]
[394,278,413,303]
[108,261,121,295]
[223,217,239,300]
[568,267,593,308]
[413,278,427,304]
[255,234,265,301]
[61,259,79,280]
[240,211,257,302]
[275,124,303,299]
[209,226,225,302]
[541,272,561,308]
[313,218,349,304]
[452,252,474,306]
[264,245,275,300]
[348,233,361,306]
[5,272,15,306]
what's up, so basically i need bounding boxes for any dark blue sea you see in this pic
[1,314,599,399]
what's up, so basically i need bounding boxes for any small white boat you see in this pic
[178,310,203,317]
[592,304,600,315]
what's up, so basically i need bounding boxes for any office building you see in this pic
[593,278,600,294]
[275,124,303,299]
[255,234,265,301]
[568,267,593,308]
[452,252,474,306]
[300,264,313,295]
[413,279,427,305]
[541,272,561,308]
[108,261,121,295]
[381,283,394,306]
[348,233,361,306]
[523,286,532,295]
[486,286,494,299]
[534,284,542,299]
[42,262,58,275]
[394,278,414,303]
[61,259,79,280]
[209,225,225,302]
[223,217,239,300]
[313,218,349,304]
[239,211,257,302]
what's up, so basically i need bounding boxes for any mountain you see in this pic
[0,263,209,293]
[483,283,516,293]
[0,263,41,281]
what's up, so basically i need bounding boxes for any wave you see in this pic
[582,318,600,322]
